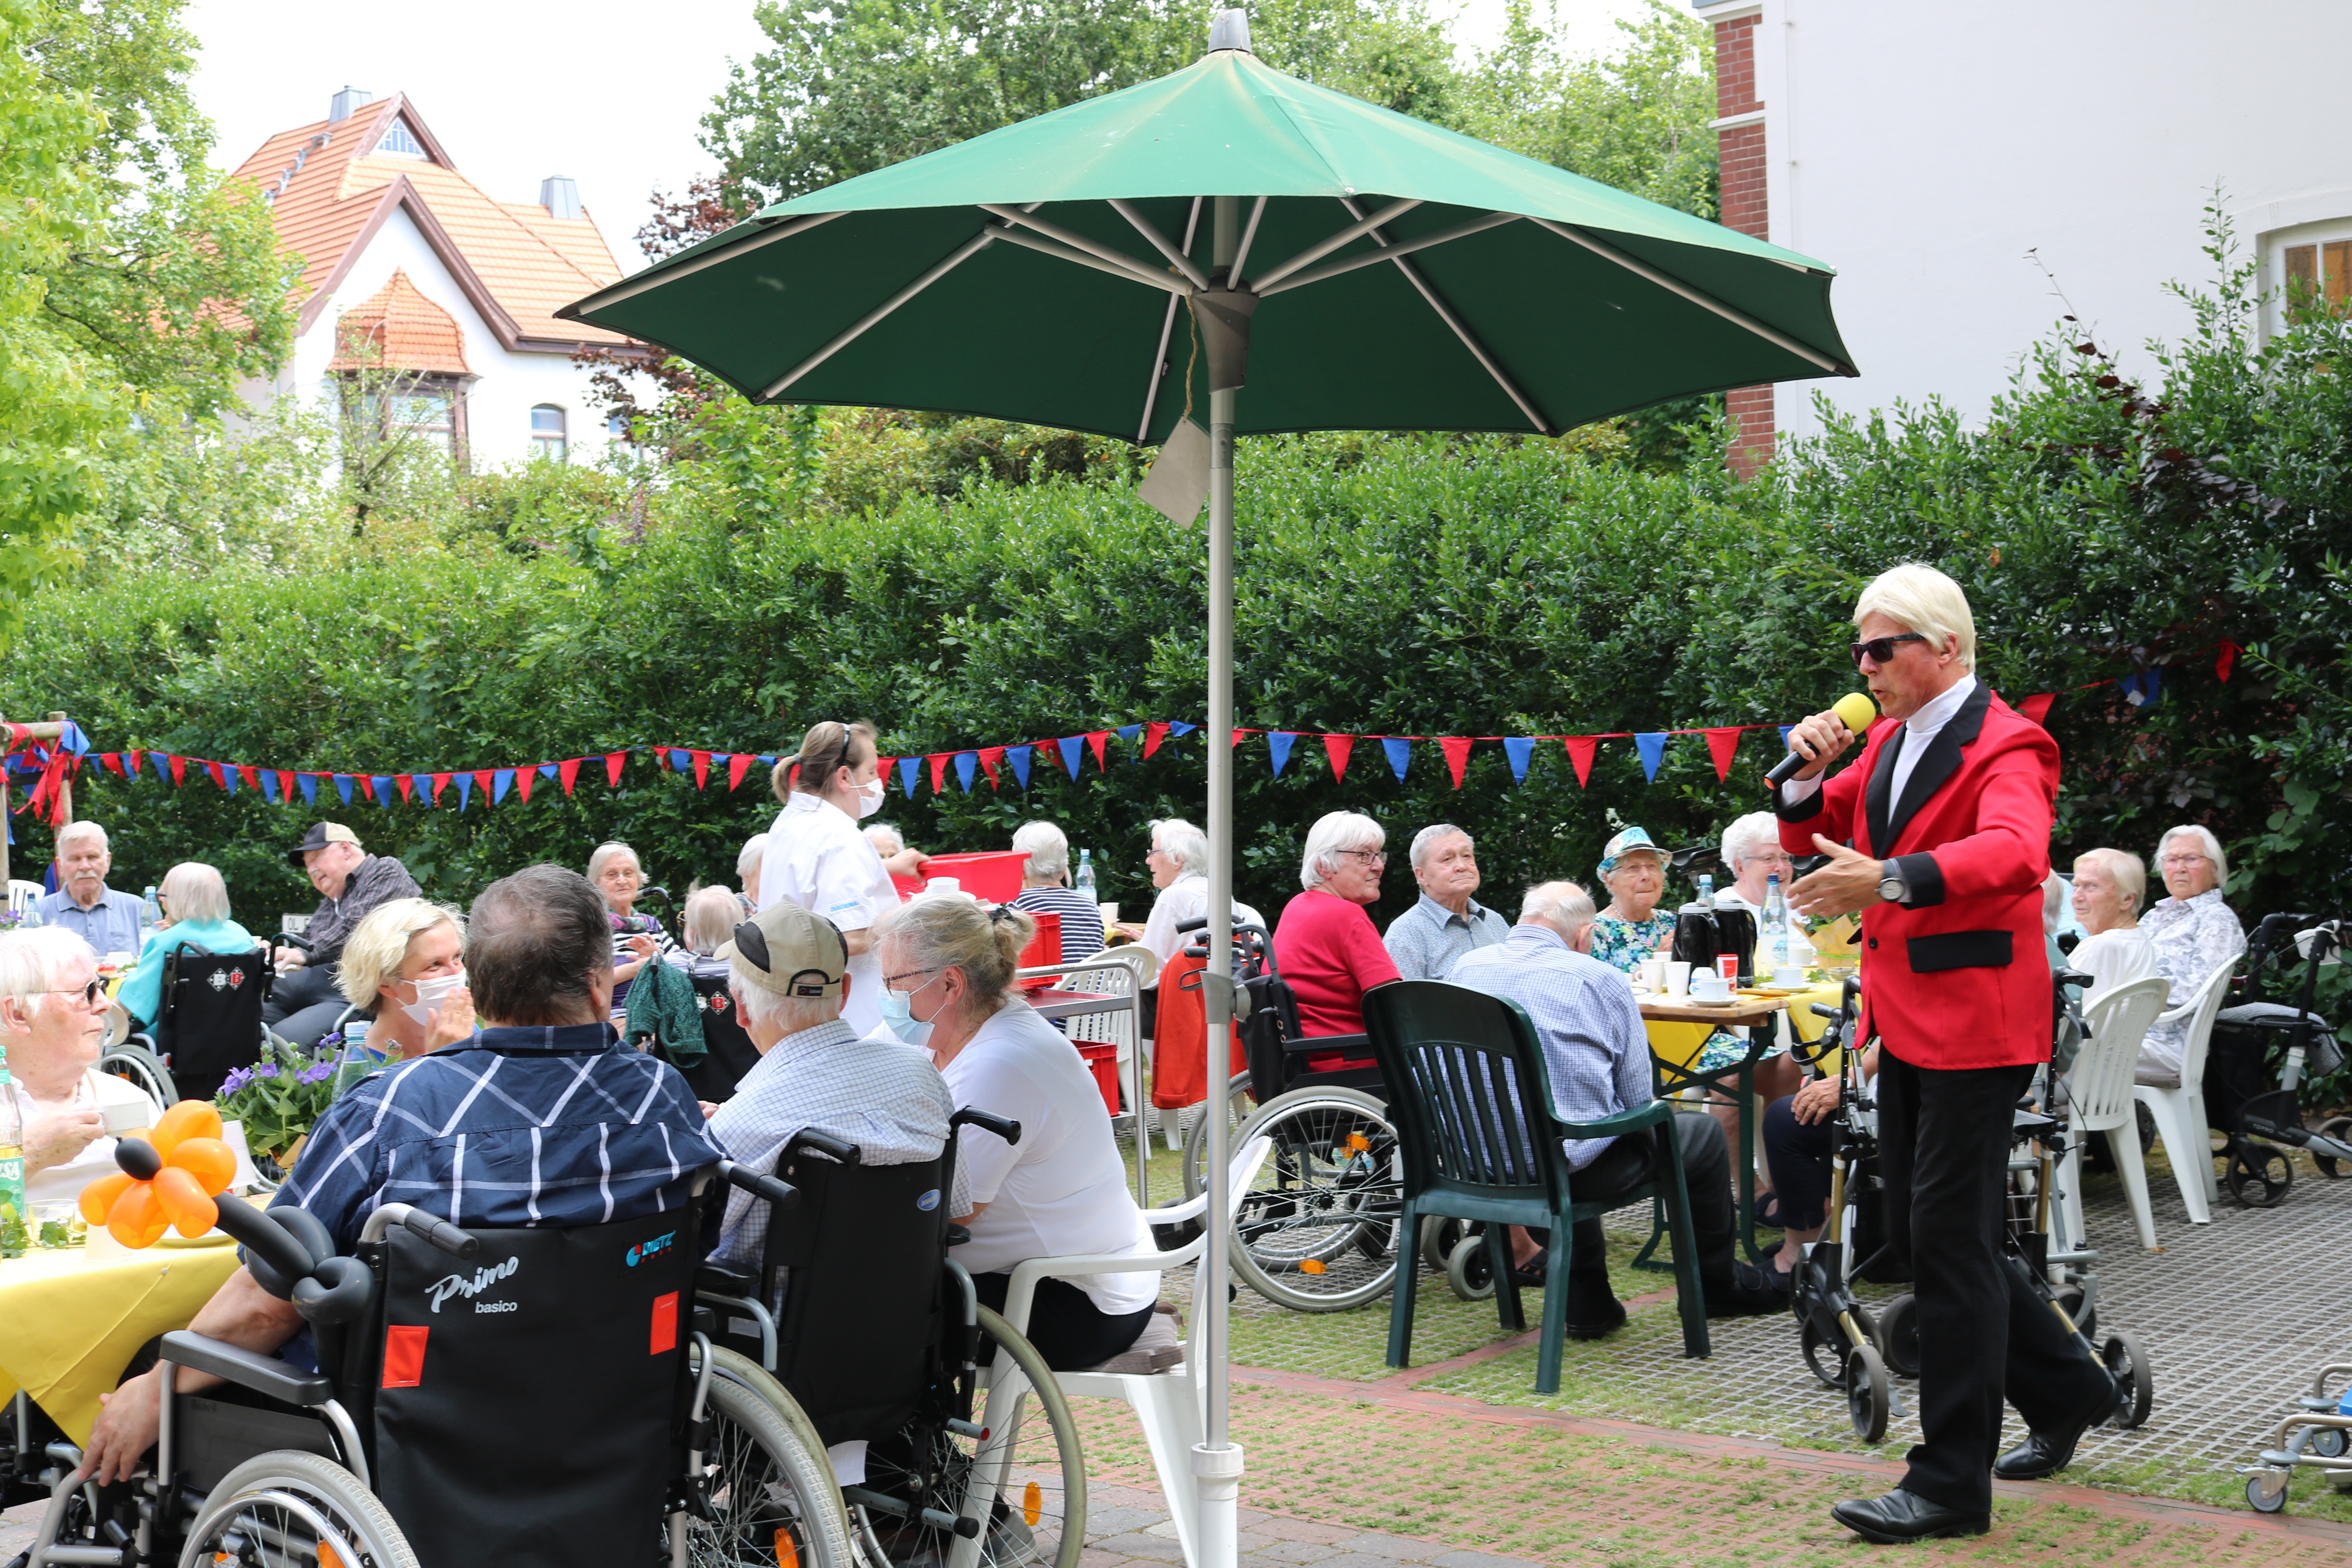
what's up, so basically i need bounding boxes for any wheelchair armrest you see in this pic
[1550,1101,1672,1140]
[1281,1033,1370,1056]
[160,1330,331,1408]
[951,1107,1022,1146]
[695,1260,757,1298]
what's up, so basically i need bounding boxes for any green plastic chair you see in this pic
[1364,980,1710,1393]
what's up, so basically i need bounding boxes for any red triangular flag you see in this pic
[2216,641,2239,682]
[1144,722,1170,759]
[472,769,495,802]
[929,753,950,793]
[1438,737,1473,789]
[729,753,754,791]
[1323,734,1353,782]
[604,751,626,787]
[2018,693,2056,727]
[516,766,536,804]
[1704,727,1744,782]
[169,754,186,787]
[1564,736,1598,788]
[357,775,375,803]
[235,764,258,793]
[691,751,711,789]
[1087,731,1110,771]
[559,758,583,797]
[100,752,122,777]
[278,770,297,802]
[977,746,1004,788]
[395,774,415,803]
[127,750,144,780]
[203,760,226,791]
[1232,728,1249,749]
[436,772,457,802]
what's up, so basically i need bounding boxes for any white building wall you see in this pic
[1731,0,2352,443]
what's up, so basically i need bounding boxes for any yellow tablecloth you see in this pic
[1644,980,1847,1073]
[0,1236,241,1443]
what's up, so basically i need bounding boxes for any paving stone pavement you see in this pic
[1076,1479,1545,1568]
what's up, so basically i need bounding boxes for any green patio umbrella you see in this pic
[562,15,1851,1563]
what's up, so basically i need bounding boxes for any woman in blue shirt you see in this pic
[116,862,258,1029]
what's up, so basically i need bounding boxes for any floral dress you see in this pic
[2137,888,2245,1085]
[1588,911,1676,975]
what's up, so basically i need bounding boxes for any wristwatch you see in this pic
[1877,860,1906,904]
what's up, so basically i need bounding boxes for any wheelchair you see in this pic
[125,940,277,1104]
[694,1108,1090,1568]
[1173,922,1403,1314]
[18,1156,853,1568]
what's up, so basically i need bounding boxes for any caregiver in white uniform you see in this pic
[757,720,906,1038]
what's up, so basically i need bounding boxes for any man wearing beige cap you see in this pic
[706,899,961,1269]
[264,821,420,1046]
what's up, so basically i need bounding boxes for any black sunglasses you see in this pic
[1849,633,1927,668]
[731,918,848,999]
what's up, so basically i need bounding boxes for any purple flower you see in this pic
[252,1060,279,1079]
[219,1067,253,1096]
[298,1061,336,1085]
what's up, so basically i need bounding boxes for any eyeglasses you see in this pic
[884,966,941,990]
[1337,849,1388,866]
[1849,633,1928,667]
[37,980,108,1007]
[2159,853,2210,869]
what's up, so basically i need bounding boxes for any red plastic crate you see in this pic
[1075,1040,1121,1116]
[888,849,1032,904]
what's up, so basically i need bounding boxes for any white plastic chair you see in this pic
[2133,957,2235,1223]
[993,1136,1271,1568]
[7,879,43,915]
[2061,977,2168,1250]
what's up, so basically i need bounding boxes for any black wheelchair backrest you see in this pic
[155,942,272,1100]
[684,970,764,1102]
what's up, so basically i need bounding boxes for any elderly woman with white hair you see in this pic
[1138,817,1264,966]
[333,898,475,1062]
[115,862,258,1031]
[665,886,748,980]
[1,927,160,1207]
[589,841,677,1008]
[1272,812,1401,1066]
[1009,820,1109,965]
[2137,824,2244,1085]
[736,834,769,913]
[1586,827,1677,973]
[2068,848,2157,1004]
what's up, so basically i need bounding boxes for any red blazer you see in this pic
[1777,681,2058,1070]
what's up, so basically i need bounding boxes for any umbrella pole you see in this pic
[1195,195,1245,1568]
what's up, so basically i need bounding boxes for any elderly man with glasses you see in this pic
[1383,823,1508,981]
[33,821,145,960]
[0,926,162,1209]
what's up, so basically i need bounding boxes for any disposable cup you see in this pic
[1665,961,1692,997]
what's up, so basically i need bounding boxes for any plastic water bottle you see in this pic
[142,885,162,940]
[0,1063,27,1258]
[1695,872,1714,907]
[1763,873,1789,969]
[1074,849,1096,898]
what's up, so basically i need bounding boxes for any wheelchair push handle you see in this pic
[403,1207,481,1259]
[787,1129,862,1165]
[719,1158,800,1212]
[951,1107,1022,1146]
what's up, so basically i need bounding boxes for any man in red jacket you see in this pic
[1780,564,2116,1544]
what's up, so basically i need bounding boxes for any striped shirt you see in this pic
[1383,893,1510,981]
[1011,886,1109,966]
[1445,925,1655,1172]
[610,911,678,1006]
[706,1018,962,1267]
[274,1022,724,1253]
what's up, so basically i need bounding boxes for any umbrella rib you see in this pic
[978,204,1186,292]
[1109,200,1209,290]
[1228,196,1268,283]
[559,212,846,317]
[758,229,998,401]
[1329,199,1550,437]
[987,224,1189,294]
[1136,198,1203,443]
[1254,210,1520,297]
[1245,198,1419,292]
[1528,218,1854,375]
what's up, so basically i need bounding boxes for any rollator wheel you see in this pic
[1419,1216,1472,1274]
[2102,1330,2153,1430]
[1874,1292,1920,1379]
[1846,1344,1892,1444]
[2311,1427,2349,1459]
[2313,1118,2352,1178]
[2225,1144,2293,1209]
[1798,1318,1845,1390]
[181,1449,416,1568]
[1445,1234,1496,1301]
[2246,1470,2290,1514]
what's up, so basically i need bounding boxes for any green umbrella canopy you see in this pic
[561,35,1855,441]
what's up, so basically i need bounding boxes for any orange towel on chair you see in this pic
[1151,949,1247,1110]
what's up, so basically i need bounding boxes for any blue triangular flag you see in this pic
[1058,736,1083,780]
[1382,737,1412,781]
[334,773,354,804]
[151,753,171,783]
[539,763,559,780]
[494,768,514,803]
[1634,732,1668,782]
[1116,724,1141,744]
[668,748,690,771]
[372,775,395,808]
[1007,746,1032,789]
[258,769,278,803]
[1269,732,1298,777]
[954,752,978,792]
[1778,725,1793,749]
[1169,721,1197,737]
[1503,737,1535,784]
[220,765,238,797]
[897,755,920,796]
[59,721,88,756]
[455,773,474,811]
[299,774,319,806]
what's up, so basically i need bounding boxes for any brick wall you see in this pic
[1713,11,1774,478]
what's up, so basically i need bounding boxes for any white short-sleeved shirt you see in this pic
[2072,925,2159,1006]
[940,998,1157,1313]
[759,792,902,1037]
[13,1068,165,1209]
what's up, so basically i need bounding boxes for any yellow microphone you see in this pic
[1765,691,1878,788]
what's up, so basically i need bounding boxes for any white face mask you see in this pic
[877,971,942,1048]
[398,969,465,1028]
[855,777,886,819]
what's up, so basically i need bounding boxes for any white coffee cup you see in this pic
[101,1099,152,1136]
[1097,902,1120,927]
[1691,973,1731,1002]
[1665,961,1692,998]
[924,876,962,895]
[1774,964,1809,988]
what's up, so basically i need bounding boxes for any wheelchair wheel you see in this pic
[2247,1470,2290,1514]
[1444,1234,1495,1302]
[1176,1082,1254,1201]
[856,1305,1084,1568]
[1224,1086,1401,1313]
[98,1042,176,1109]
[2310,1426,2349,1459]
[2226,1144,2293,1208]
[2102,1330,2153,1430]
[2054,1284,2096,1346]
[2313,1118,2352,1178]
[1846,1344,1892,1444]
[697,1350,857,1568]
[177,1448,414,1568]
[1874,1292,1920,1379]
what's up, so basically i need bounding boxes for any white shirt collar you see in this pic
[1902,672,1977,742]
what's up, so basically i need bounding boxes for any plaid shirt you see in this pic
[1445,925,1654,1171]
[275,1022,724,1253]
[706,1018,963,1267]
[1384,892,1510,982]
[301,855,421,964]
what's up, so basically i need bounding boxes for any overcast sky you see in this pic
[189,0,1648,272]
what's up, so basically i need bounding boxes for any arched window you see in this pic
[530,404,567,461]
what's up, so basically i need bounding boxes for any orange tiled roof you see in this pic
[327,268,470,375]
[228,95,630,351]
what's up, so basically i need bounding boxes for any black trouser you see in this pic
[1560,1111,1737,1316]
[1762,1094,1833,1230]
[1875,1051,2112,1514]
[262,962,348,1048]
[972,1272,1154,1373]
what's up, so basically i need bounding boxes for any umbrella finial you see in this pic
[1205,8,1253,54]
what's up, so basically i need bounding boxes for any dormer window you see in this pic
[375,117,426,158]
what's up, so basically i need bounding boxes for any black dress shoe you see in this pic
[1994,1383,2122,1479]
[1565,1297,1627,1340]
[1830,1489,1990,1543]
[1704,1261,1791,1318]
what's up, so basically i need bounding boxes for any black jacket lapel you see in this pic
[1865,727,1901,857]
[1886,681,1994,848]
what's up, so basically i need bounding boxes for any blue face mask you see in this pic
[878,974,940,1049]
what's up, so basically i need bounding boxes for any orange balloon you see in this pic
[165,1137,236,1195]
[79,1171,134,1225]
[107,1181,169,1249]
[150,1101,223,1159]
[153,1167,219,1238]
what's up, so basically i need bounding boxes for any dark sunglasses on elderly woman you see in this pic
[38,979,108,1007]
[1849,633,1927,668]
